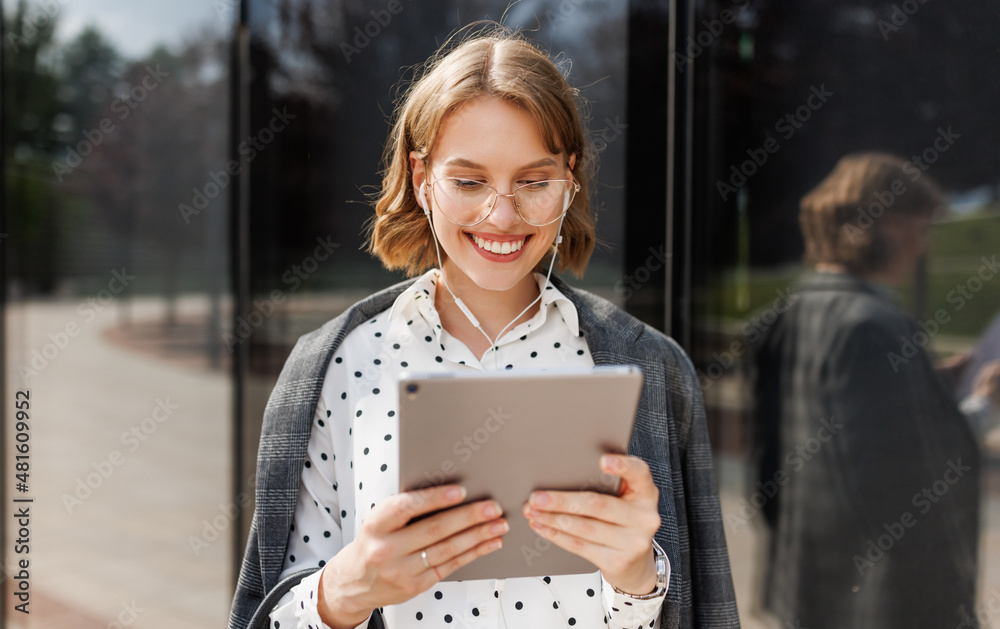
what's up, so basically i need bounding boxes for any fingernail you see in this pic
[484,501,502,517]
[602,455,620,471]
[531,492,549,507]
[448,486,466,501]
[491,520,509,535]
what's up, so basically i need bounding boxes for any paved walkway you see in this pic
[6,296,231,629]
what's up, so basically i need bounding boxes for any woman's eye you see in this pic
[519,180,550,190]
[451,179,485,191]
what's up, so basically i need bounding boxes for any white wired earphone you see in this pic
[418,181,570,369]
[418,183,579,624]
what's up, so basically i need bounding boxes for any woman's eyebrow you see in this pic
[442,157,560,170]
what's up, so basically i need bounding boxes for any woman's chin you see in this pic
[442,257,543,295]
[456,270,527,293]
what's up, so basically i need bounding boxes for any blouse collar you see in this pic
[387,268,581,346]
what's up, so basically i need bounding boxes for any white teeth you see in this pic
[472,235,524,255]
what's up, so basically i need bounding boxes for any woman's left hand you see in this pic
[522,453,661,595]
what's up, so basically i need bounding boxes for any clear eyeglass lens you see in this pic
[430,179,574,226]
[432,179,493,225]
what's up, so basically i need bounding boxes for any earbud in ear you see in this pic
[556,235,563,244]
[419,183,429,216]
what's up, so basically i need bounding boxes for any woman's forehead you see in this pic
[428,97,567,169]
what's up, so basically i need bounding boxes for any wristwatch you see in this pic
[612,539,668,600]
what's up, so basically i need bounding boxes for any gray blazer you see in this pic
[753,272,980,629]
[229,277,740,629]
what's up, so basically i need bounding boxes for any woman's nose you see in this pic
[487,192,521,229]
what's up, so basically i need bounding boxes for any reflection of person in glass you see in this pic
[752,152,1000,628]
[229,27,739,629]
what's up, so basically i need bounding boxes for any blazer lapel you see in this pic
[256,279,415,592]
[555,278,682,617]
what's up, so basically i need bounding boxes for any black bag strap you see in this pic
[247,567,385,629]
[247,568,318,629]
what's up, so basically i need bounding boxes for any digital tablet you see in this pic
[397,365,644,581]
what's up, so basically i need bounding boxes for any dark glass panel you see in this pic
[3,1,234,625]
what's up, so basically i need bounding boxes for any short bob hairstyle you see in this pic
[367,25,596,277]
[799,152,946,275]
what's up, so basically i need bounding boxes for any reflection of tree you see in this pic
[4,0,62,292]
[246,0,455,291]
[5,13,229,339]
[77,35,230,327]
[59,26,122,136]
[5,4,231,367]
[247,0,629,289]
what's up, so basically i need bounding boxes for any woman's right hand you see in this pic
[317,485,508,629]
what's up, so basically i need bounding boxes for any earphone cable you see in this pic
[421,188,567,370]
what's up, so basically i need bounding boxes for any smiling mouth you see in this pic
[469,234,527,255]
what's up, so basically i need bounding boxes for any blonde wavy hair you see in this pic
[366,24,596,277]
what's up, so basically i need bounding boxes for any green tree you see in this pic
[4,0,62,292]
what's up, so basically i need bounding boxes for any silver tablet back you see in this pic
[398,365,644,581]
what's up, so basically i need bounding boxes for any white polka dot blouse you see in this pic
[268,269,666,628]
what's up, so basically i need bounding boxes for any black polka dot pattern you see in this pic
[272,271,660,628]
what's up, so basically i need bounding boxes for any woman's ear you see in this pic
[568,152,577,172]
[410,151,426,207]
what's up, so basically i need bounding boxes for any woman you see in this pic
[230,26,738,629]
[752,152,990,629]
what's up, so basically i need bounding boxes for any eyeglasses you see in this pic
[426,177,580,227]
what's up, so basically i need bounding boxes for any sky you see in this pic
[45,0,231,59]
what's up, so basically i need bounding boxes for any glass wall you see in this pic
[6,0,997,627]
[2,0,233,626]
[685,1,1000,626]
[3,1,644,627]
[236,0,636,542]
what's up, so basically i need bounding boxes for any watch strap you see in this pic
[610,539,668,600]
